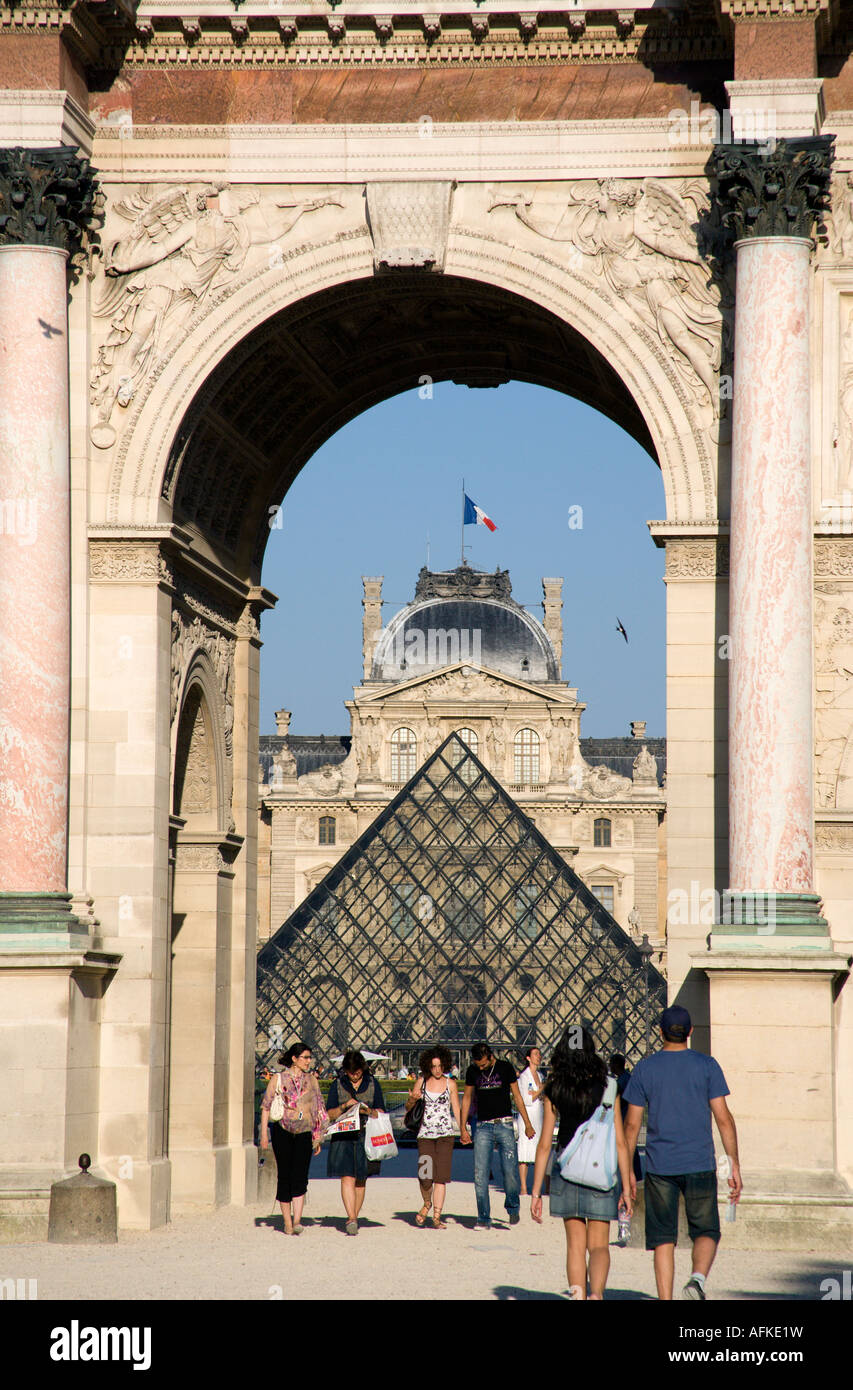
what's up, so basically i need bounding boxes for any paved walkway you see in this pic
[2,1173,842,1301]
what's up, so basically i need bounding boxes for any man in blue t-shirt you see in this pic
[623,1005,742,1302]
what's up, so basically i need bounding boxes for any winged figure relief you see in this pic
[89,184,343,447]
[489,178,731,416]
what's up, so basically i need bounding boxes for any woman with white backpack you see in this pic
[530,1026,632,1300]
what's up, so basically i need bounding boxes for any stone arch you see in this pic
[172,655,229,834]
[101,221,720,557]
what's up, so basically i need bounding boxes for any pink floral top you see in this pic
[262,1070,329,1143]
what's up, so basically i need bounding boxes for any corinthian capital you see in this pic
[713,136,834,241]
[0,146,99,255]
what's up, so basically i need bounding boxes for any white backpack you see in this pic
[557,1075,618,1191]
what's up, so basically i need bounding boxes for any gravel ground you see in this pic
[1,1165,844,1302]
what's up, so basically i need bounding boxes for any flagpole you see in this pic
[461,477,465,566]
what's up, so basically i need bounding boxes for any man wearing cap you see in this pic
[622,1005,742,1301]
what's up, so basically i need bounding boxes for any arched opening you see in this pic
[168,675,239,1213]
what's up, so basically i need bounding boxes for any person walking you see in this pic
[406,1045,468,1229]
[622,1005,742,1301]
[259,1042,328,1234]
[530,1026,632,1299]
[325,1050,387,1235]
[461,1042,536,1228]
[515,1044,545,1196]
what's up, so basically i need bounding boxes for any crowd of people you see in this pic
[258,1006,741,1300]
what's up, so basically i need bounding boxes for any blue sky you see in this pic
[259,380,666,739]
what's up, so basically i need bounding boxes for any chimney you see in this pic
[631,720,646,739]
[275,709,291,736]
[362,576,384,680]
[542,577,563,668]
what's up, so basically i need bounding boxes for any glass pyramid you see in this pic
[256,732,666,1072]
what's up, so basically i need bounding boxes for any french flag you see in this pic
[463,494,498,532]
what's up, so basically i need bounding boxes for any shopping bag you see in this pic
[363,1111,398,1160]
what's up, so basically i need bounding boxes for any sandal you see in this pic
[415,1205,431,1227]
[432,1214,447,1229]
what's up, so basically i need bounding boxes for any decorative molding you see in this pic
[815,822,853,850]
[713,137,835,242]
[815,538,853,576]
[88,540,166,582]
[665,539,730,577]
[0,146,99,258]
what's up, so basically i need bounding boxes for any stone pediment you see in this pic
[357,662,569,705]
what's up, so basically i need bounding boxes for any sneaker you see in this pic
[345,1219,358,1236]
[682,1277,706,1301]
[473,1221,492,1231]
[508,1212,521,1225]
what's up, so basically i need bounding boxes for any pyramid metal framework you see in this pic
[256,733,666,1072]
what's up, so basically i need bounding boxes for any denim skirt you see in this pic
[548,1152,619,1221]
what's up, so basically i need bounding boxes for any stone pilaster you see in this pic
[541,578,563,668]
[362,576,384,680]
[0,146,99,944]
[714,137,833,936]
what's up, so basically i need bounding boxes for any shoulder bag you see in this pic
[557,1075,619,1191]
[404,1080,426,1135]
[269,1072,284,1123]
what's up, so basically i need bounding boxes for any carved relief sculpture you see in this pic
[488,178,731,424]
[90,184,344,447]
[814,590,853,808]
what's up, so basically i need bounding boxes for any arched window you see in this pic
[391,882,418,938]
[390,727,417,781]
[594,817,612,848]
[514,883,539,940]
[319,815,336,845]
[455,728,478,784]
[514,728,540,783]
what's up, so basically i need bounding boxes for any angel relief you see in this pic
[488,178,731,426]
[89,183,344,447]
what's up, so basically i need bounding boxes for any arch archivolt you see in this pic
[90,175,730,536]
[171,606,236,834]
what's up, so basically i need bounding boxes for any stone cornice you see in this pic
[713,136,835,241]
[0,146,99,255]
[82,12,730,67]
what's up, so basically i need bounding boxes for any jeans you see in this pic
[473,1119,521,1222]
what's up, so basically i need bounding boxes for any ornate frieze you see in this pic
[0,146,99,258]
[815,539,853,577]
[665,539,730,577]
[815,822,853,850]
[713,137,834,242]
[89,540,165,582]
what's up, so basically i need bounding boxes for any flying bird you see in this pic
[38,318,63,339]
[616,617,628,643]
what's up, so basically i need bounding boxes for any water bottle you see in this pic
[617,1209,631,1246]
[726,1200,737,1223]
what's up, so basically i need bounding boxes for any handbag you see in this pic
[364,1111,398,1160]
[269,1073,285,1123]
[404,1087,425,1135]
[557,1075,618,1192]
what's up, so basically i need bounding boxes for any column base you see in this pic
[0,891,88,950]
[715,890,829,939]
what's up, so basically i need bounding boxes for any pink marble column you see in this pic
[0,245,71,894]
[729,237,814,905]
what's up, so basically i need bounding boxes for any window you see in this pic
[455,728,478,784]
[594,817,612,848]
[514,728,540,783]
[319,815,336,845]
[313,898,338,936]
[391,882,418,938]
[514,883,539,940]
[390,727,417,781]
[445,882,485,942]
[592,884,615,915]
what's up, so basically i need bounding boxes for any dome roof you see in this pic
[371,566,560,683]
